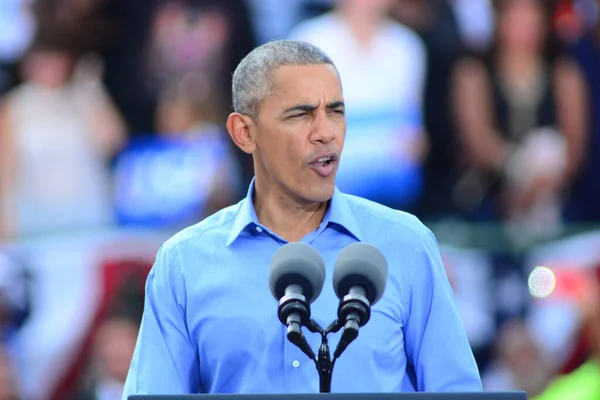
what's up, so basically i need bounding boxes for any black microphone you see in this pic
[269,242,326,361]
[331,243,388,359]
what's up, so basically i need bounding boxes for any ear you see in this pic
[226,112,256,154]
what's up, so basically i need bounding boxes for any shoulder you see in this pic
[549,55,586,98]
[378,20,427,72]
[144,202,243,298]
[341,193,444,290]
[453,56,490,91]
[1,84,26,110]
[288,12,339,41]
[383,19,425,51]
[160,201,243,255]
[455,55,487,77]
[342,192,434,246]
[551,55,583,80]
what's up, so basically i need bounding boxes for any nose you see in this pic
[310,111,337,144]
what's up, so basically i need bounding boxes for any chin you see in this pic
[303,181,336,203]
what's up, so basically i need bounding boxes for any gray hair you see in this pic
[231,40,337,118]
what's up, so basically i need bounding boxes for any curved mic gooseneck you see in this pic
[269,242,388,393]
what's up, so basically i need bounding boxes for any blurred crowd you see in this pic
[1,0,600,399]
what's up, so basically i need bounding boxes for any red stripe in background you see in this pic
[50,258,152,400]
[558,265,600,375]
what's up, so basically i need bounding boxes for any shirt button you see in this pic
[292,360,300,368]
[256,226,263,233]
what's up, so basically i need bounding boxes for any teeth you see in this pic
[317,157,331,163]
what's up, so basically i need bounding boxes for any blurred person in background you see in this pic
[0,24,126,240]
[124,0,256,127]
[30,0,116,45]
[391,0,466,220]
[136,0,257,186]
[289,0,429,212]
[143,0,237,125]
[154,82,242,215]
[563,0,600,223]
[113,81,242,228]
[0,347,21,400]
[70,311,140,400]
[451,0,587,242]
[482,319,556,397]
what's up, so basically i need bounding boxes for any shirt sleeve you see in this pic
[403,228,482,392]
[122,244,200,398]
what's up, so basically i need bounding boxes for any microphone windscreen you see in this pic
[333,243,388,305]
[269,242,326,304]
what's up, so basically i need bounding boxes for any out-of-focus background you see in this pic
[1,0,600,399]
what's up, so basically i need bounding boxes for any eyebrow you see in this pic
[283,101,345,114]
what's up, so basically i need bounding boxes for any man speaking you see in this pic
[122,40,482,396]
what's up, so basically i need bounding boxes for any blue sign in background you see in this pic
[113,128,238,227]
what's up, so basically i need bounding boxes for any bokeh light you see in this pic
[528,266,557,298]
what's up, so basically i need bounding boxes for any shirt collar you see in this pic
[226,179,261,246]
[225,178,363,246]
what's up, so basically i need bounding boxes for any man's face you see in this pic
[252,64,346,204]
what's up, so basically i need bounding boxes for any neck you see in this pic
[338,9,382,46]
[35,80,66,90]
[253,177,329,242]
[497,50,540,80]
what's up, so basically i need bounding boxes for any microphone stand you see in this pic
[306,319,344,393]
[282,288,370,392]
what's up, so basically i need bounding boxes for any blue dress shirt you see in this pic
[122,180,482,397]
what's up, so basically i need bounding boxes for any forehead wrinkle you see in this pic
[261,65,343,116]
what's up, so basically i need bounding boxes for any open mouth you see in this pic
[315,156,333,167]
[308,153,338,177]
